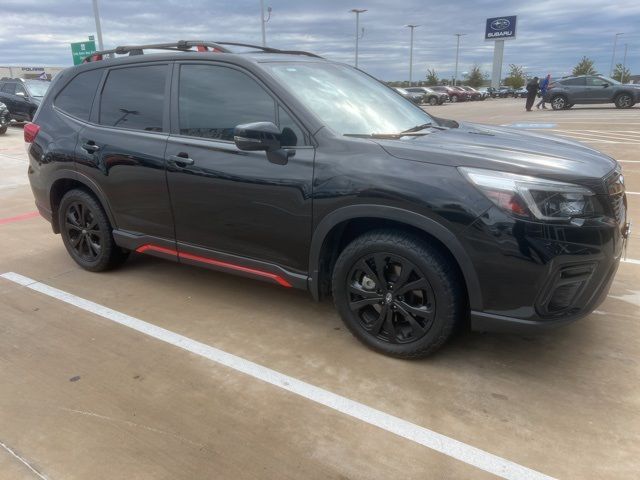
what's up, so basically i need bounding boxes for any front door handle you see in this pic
[82,142,101,153]
[168,153,194,166]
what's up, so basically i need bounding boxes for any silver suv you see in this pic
[544,75,639,110]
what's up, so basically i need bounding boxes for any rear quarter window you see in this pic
[55,69,103,120]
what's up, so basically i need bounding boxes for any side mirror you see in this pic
[233,121,293,165]
[603,83,609,88]
[234,122,281,152]
[16,91,25,97]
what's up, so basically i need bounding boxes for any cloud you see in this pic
[0,0,638,80]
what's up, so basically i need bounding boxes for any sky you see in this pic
[0,0,638,81]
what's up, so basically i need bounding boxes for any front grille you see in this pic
[605,169,626,224]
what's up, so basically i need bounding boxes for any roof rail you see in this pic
[82,40,323,63]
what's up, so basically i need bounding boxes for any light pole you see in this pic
[621,43,628,82]
[453,33,466,86]
[609,32,624,77]
[260,1,272,47]
[405,24,420,86]
[350,9,367,68]
[91,0,105,51]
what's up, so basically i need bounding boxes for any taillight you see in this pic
[24,123,40,143]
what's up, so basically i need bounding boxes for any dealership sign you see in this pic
[485,16,517,40]
[70,40,97,65]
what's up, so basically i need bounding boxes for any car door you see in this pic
[560,77,587,102]
[584,76,613,102]
[165,62,314,275]
[76,63,175,244]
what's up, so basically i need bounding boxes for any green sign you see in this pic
[70,40,97,65]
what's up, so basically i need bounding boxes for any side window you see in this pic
[15,84,27,96]
[586,77,609,87]
[178,64,275,141]
[278,107,305,146]
[55,69,103,120]
[561,77,586,86]
[99,65,166,132]
[2,83,16,94]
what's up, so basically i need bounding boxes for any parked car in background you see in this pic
[514,87,528,98]
[0,78,50,122]
[459,86,484,101]
[405,87,447,105]
[393,87,423,104]
[498,86,515,97]
[0,102,10,134]
[430,85,468,102]
[544,75,639,110]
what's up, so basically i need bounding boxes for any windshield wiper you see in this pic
[344,132,430,139]
[401,122,447,133]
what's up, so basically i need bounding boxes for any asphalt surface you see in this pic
[0,98,638,480]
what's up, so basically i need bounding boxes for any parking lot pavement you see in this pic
[1,102,639,480]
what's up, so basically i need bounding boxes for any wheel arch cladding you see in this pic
[308,205,482,310]
[49,173,117,233]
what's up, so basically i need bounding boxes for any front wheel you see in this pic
[59,189,129,272]
[428,97,438,106]
[551,95,567,110]
[615,94,634,109]
[332,230,463,358]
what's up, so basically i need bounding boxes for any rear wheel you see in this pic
[58,189,129,272]
[450,95,458,103]
[615,93,634,109]
[428,97,438,106]
[0,126,7,135]
[551,95,567,110]
[332,230,463,358]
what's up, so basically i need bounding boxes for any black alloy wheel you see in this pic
[346,252,436,345]
[332,230,462,358]
[59,189,129,271]
[615,94,633,109]
[65,200,103,262]
[551,95,567,110]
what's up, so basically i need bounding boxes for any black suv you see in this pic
[545,75,639,110]
[0,78,50,121]
[26,41,629,358]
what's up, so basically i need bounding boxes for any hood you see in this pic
[374,122,617,190]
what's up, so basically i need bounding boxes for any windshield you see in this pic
[263,62,433,136]
[24,81,50,97]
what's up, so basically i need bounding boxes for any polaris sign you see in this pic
[485,16,517,40]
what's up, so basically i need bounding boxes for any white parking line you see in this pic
[0,271,555,480]
[0,441,48,480]
[622,258,640,265]
[626,191,640,195]
[618,160,640,163]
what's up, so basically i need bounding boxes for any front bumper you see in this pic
[464,203,625,333]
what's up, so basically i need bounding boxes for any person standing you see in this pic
[525,76,539,111]
[536,74,551,109]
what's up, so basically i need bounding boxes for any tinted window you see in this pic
[14,84,27,96]
[55,69,103,120]
[561,77,586,86]
[586,77,609,87]
[99,65,166,131]
[179,64,275,141]
[2,83,16,94]
[278,106,305,146]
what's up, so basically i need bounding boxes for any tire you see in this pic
[615,93,634,109]
[428,97,438,106]
[0,125,7,135]
[450,95,458,103]
[58,189,129,272]
[551,95,567,110]
[332,230,463,358]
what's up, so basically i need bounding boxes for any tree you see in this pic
[503,64,526,89]
[465,65,487,88]
[612,63,631,83]
[425,68,439,86]
[572,56,597,76]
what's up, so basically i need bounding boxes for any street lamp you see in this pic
[609,33,624,77]
[91,0,105,51]
[350,9,367,68]
[260,0,273,47]
[405,24,420,86]
[621,43,628,82]
[454,33,466,86]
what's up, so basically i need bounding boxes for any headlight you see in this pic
[460,167,601,221]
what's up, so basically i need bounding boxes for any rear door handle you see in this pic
[168,153,194,166]
[82,142,101,153]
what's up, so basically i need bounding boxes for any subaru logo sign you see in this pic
[490,18,510,30]
[485,15,517,40]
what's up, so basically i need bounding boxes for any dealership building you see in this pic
[0,66,65,80]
